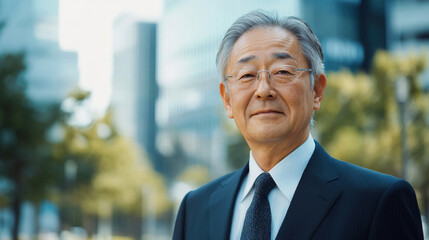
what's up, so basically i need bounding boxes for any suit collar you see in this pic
[209,164,248,240]
[276,141,341,240]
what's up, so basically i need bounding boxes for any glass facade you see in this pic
[0,0,78,104]
[387,0,429,90]
[302,0,386,71]
[112,17,160,169]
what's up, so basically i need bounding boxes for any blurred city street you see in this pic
[1,0,429,239]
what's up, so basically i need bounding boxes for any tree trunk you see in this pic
[12,186,21,240]
[83,214,95,238]
[34,203,40,239]
[97,216,112,240]
[12,159,23,240]
[59,205,70,233]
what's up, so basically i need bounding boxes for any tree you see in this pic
[315,50,429,229]
[0,53,60,240]
[221,115,249,170]
[52,89,171,237]
[177,165,211,187]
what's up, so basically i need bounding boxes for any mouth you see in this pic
[252,109,283,116]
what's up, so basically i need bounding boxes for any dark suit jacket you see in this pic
[172,141,424,240]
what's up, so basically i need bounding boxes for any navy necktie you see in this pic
[241,172,276,240]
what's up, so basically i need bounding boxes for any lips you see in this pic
[251,109,283,116]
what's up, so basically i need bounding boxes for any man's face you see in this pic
[220,26,325,146]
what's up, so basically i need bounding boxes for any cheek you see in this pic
[281,85,313,113]
[230,89,252,112]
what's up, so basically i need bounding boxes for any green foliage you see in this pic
[0,53,62,240]
[222,118,249,170]
[178,165,211,186]
[227,135,249,170]
[0,53,60,203]
[0,53,171,236]
[316,50,429,218]
[316,51,427,175]
[53,91,171,221]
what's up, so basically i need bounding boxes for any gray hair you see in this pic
[216,10,324,88]
[216,10,324,126]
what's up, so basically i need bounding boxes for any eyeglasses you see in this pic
[225,65,312,85]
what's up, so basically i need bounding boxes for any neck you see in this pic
[248,132,309,172]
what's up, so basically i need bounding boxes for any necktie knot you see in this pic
[254,173,276,197]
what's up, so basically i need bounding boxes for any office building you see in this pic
[111,16,160,170]
[387,0,429,89]
[0,0,78,104]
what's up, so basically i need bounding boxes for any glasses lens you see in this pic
[270,65,296,83]
[227,65,304,84]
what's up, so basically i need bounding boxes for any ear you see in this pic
[220,82,234,119]
[313,73,327,111]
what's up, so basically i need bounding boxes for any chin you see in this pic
[247,129,290,143]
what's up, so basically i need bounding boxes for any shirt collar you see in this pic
[241,134,315,202]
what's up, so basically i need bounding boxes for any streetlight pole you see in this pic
[142,185,156,240]
[64,159,77,226]
[395,76,409,180]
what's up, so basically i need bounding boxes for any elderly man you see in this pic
[173,10,423,240]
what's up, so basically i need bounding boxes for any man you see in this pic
[173,10,424,240]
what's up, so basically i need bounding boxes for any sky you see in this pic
[58,0,163,114]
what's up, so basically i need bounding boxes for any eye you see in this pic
[271,66,296,83]
[274,69,293,75]
[237,72,257,82]
[240,73,256,78]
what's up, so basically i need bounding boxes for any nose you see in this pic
[255,70,277,99]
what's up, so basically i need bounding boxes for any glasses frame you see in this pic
[225,65,312,82]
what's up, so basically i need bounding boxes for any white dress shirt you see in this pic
[229,134,315,240]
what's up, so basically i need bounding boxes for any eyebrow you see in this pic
[272,52,294,60]
[236,53,295,65]
[237,55,255,64]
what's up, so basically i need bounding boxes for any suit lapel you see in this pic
[209,164,248,240]
[276,141,341,240]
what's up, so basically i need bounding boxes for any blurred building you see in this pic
[0,0,78,104]
[156,0,391,180]
[111,16,160,170]
[0,0,77,238]
[387,0,429,90]
[302,0,385,71]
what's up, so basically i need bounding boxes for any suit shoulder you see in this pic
[187,167,244,200]
[319,157,422,239]
[313,141,402,189]
[331,157,404,190]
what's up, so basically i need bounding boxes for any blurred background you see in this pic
[1,0,429,239]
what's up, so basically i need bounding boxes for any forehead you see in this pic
[227,26,305,68]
